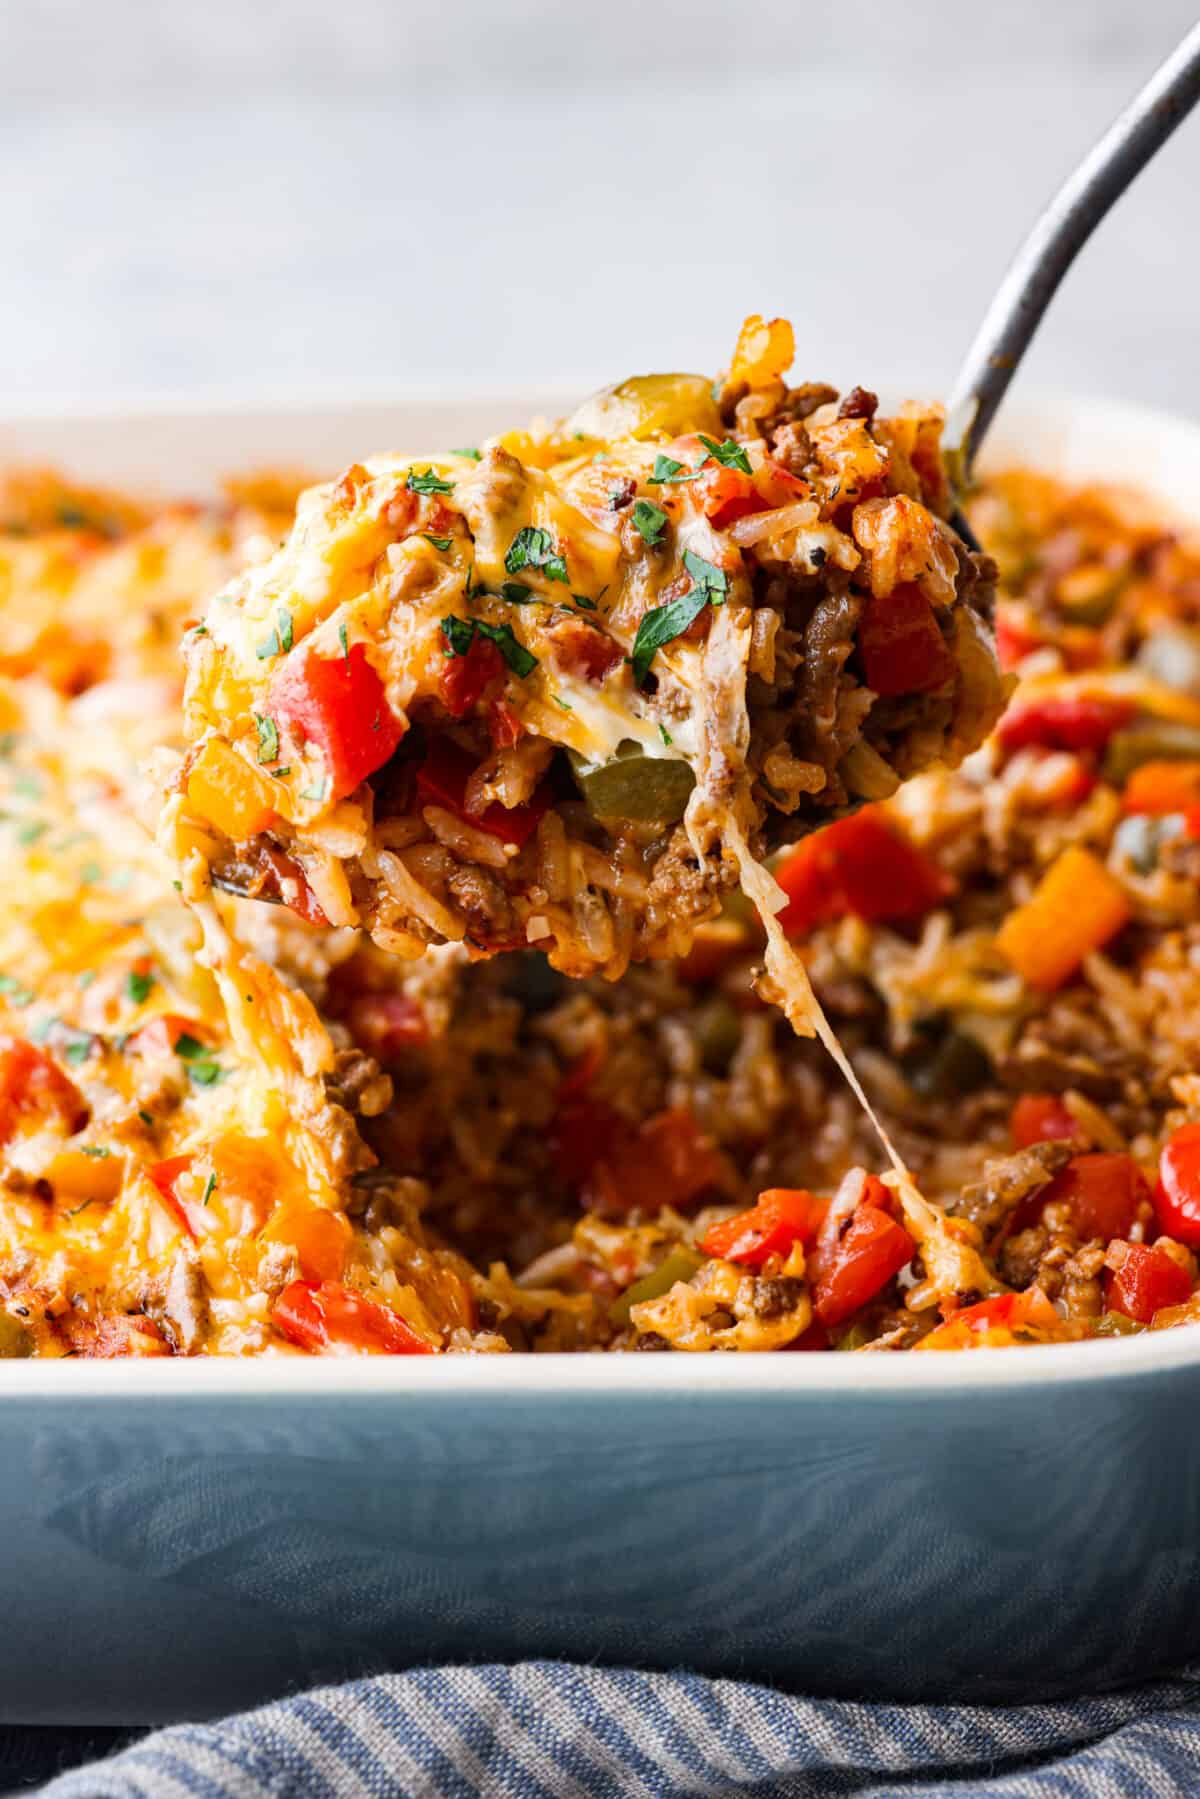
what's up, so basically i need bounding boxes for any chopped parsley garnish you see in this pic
[272,766,292,779]
[80,1146,111,1159]
[255,607,294,659]
[0,732,19,757]
[697,433,752,474]
[499,581,535,604]
[423,533,453,551]
[300,775,329,804]
[452,447,482,461]
[200,1172,217,1206]
[440,615,537,679]
[571,593,596,611]
[254,714,279,764]
[15,820,47,847]
[126,970,154,1006]
[67,1200,94,1218]
[407,468,456,496]
[647,453,702,486]
[175,1034,222,1086]
[632,499,669,547]
[0,974,33,1007]
[658,723,673,747]
[682,549,729,602]
[631,587,712,686]
[61,1030,94,1067]
[338,620,350,663]
[440,614,477,658]
[551,694,573,711]
[504,526,568,584]
[78,862,101,885]
[77,970,97,989]
[138,1109,155,1127]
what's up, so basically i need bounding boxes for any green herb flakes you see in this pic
[80,1146,111,1159]
[632,500,669,547]
[682,548,729,602]
[505,526,568,584]
[254,714,279,764]
[0,974,33,1007]
[697,433,752,474]
[631,587,712,685]
[126,970,154,1006]
[407,468,456,496]
[423,533,453,551]
[452,447,482,461]
[338,620,350,663]
[201,1172,217,1206]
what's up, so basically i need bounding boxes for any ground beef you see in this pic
[326,1048,393,1119]
[446,864,516,940]
[837,387,879,422]
[751,1275,806,1319]
[952,1140,1075,1235]
[799,590,865,737]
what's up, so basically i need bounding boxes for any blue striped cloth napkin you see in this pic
[18,1660,1200,1797]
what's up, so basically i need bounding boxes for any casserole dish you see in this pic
[0,390,1197,1724]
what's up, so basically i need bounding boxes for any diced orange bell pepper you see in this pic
[186,739,278,841]
[916,1288,1061,1350]
[1122,759,1200,816]
[260,1205,351,1283]
[996,846,1131,990]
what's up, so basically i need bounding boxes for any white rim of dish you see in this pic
[2,386,1199,1395]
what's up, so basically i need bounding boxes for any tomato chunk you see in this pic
[776,809,952,938]
[1010,1092,1078,1149]
[344,991,428,1059]
[1035,1153,1150,1243]
[700,1188,828,1268]
[270,640,405,802]
[858,583,955,696]
[1154,1124,1200,1247]
[273,1280,434,1355]
[416,736,548,847]
[1105,1243,1192,1323]
[583,1106,727,1218]
[439,634,504,719]
[812,1204,913,1327]
[0,1039,86,1146]
[997,693,1133,755]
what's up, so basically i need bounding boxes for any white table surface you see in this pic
[2,0,1197,424]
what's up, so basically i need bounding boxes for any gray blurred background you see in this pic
[2,0,1197,412]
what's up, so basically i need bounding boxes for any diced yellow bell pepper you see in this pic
[186,740,277,842]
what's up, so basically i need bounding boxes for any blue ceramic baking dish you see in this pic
[1,1341,1198,1724]
[2,389,1198,1726]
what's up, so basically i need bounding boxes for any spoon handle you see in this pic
[945,21,1200,471]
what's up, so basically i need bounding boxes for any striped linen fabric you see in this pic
[31,1661,1200,1798]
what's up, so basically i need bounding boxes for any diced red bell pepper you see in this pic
[700,1188,828,1268]
[344,991,428,1059]
[270,640,405,802]
[1154,1124,1200,1247]
[1105,1242,1192,1323]
[858,583,956,696]
[775,809,952,938]
[548,617,624,683]
[1035,1153,1150,1243]
[996,693,1134,755]
[812,1203,913,1327]
[1010,1092,1078,1149]
[994,607,1042,672]
[148,1154,198,1238]
[439,634,504,719]
[273,1280,434,1355]
[255,844,329,927]
[415,736,549,847]
[0,1039,87,1146]
[584,1106,727,1218]
[695,464,765,530]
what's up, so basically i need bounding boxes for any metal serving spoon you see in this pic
[943,20,1200,531]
